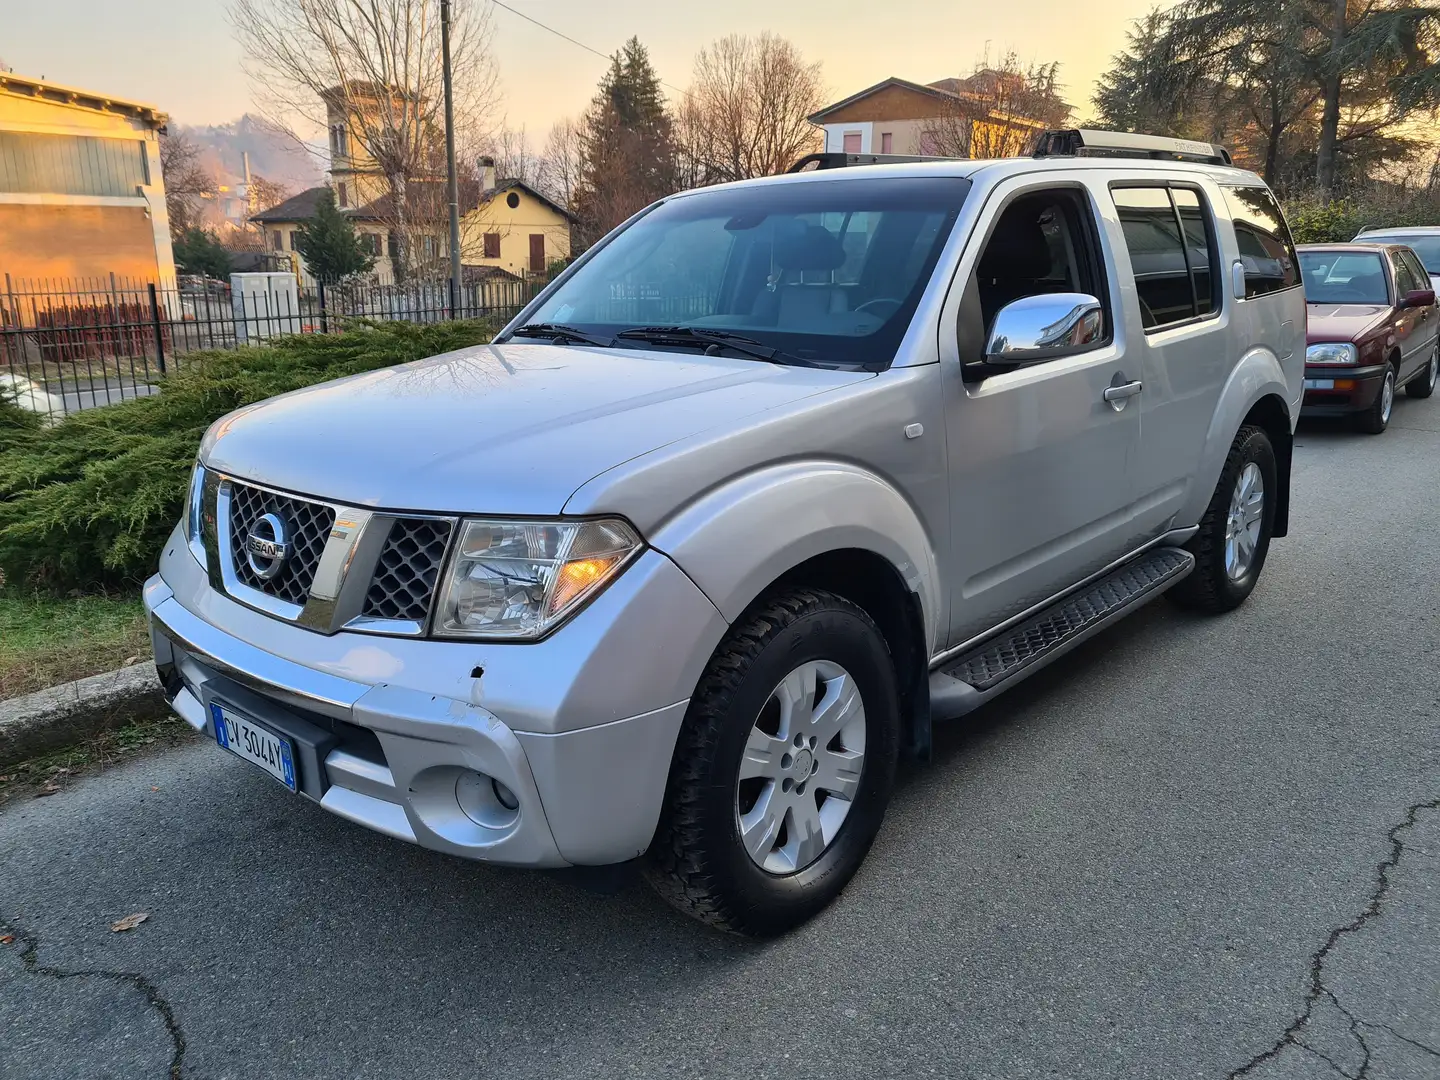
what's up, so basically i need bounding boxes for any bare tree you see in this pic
[248,174,291,214]
[923,51,1071,159]
[678,33,825,183]
[230,0,498,278]
[540,118,584,210]
[484,127,545,190]
[159,130,217,236]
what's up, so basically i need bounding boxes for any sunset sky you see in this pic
[5,0,1160,135]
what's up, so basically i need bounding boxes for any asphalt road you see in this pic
[4,400,1440,1080]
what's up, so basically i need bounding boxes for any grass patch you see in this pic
[0,712,190,806]
[0,589,150,700]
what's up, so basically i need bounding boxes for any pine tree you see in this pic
[293,188,375,284]
[572,37,678,247]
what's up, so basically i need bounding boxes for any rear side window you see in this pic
[1224,187,1300,298]
[1111,184,1219,330]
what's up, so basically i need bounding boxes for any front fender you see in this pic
[1180,345,1296,528]
[647,461,944,653]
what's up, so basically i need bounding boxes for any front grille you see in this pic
[362,518,453,622]
[227,482,335,606]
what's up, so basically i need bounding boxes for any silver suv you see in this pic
[147,130,1306,935]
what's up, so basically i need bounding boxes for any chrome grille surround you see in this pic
[202,471,456,637]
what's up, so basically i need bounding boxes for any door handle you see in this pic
[1103,380,1143,403]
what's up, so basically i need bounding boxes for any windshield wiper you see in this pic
[508,322,615,347]
[615,325,822,367]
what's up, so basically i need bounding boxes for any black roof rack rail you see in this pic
[786,151,961,173]
[1033,129,1233,166]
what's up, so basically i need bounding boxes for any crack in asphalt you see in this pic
[1361,1022,1440,1060]
[2,923,186,1079]
[1226,799,1440,1079]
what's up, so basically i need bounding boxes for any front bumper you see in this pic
[1301,362,1387,416]
[145,535,727,868]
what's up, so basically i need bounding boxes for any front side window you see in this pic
[1399,249,1432,294]
[1298,251,1390,305]
[521,177,968,369]
[1224,186,1300,298]
[1391,251,1422,297]
[1112,185,1217,329]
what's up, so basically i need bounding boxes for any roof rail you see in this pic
[1033,129,1233,166]
[786,151,961,173]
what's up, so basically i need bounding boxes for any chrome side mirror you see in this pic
[984,293,1104,365]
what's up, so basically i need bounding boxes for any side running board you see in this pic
[930,546,1195,720]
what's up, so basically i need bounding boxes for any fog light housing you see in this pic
[455,769,521,829]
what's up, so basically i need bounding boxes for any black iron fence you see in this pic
[0,271,555,420]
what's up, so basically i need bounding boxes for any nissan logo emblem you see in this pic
[245,512,290,581]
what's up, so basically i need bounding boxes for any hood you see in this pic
[1305,303,1391,346]
[202,342,871,514]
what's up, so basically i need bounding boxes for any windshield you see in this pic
[515,176,969,368]
[1299,251,1390,305]
[1363,234,1440,275]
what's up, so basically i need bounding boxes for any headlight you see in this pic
[434,518,642,640]
[186,463,208,569]
[1306,342,1358,365]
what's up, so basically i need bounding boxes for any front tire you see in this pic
[1406,343,1438,399]
[1168,425,1276,614]
[644,589,900,936]
[1356,366,1396,433]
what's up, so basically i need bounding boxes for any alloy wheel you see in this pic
[1381,369,1396,424]
[735,660,866,875]
[1224,462,1265,581]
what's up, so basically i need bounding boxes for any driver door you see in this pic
[938,179,1144,647]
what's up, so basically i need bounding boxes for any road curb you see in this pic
[0,663,164,766]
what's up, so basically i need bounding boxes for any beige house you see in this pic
[0,71,176,290]
[808,75,1065,160]
[460,159,573,279]
[253,86,575,285]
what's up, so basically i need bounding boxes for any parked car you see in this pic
[1297,243,1439,433]
[146,130,1306,935]
[1353,226,1440,292]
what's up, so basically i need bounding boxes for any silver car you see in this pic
[147,130,1306,935]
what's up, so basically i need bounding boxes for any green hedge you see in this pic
[1283,190,1440,245]
[0,320,496,592]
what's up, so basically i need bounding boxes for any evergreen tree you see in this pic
[172,228,234,280]
[293,188,375,284]
[572,37,678,247]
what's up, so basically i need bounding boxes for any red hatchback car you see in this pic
[1297,243,1440,433]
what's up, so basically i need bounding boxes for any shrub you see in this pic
[0,319,497,592]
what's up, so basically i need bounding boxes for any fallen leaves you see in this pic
[110,912,149,933]
[0,934,14,945]
[34,783,60,798]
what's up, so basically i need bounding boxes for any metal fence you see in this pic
[0,271,555,421]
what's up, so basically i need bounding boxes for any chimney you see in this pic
[241,151,252,185]
[478,155,496,193]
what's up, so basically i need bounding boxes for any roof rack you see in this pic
[1033,129,1233,166]
[786,151,960,173]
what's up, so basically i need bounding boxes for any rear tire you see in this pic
[1356,366,1396,433]
[644,589,900,936]
[1168,425,1276,614]
[1406,344,1437,399]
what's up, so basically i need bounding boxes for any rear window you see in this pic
[1224,186,1300,298]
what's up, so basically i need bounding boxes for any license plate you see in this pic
[1305,378,1335,390]
[211,702,297,792]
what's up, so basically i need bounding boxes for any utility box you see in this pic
[231,272,301,344]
